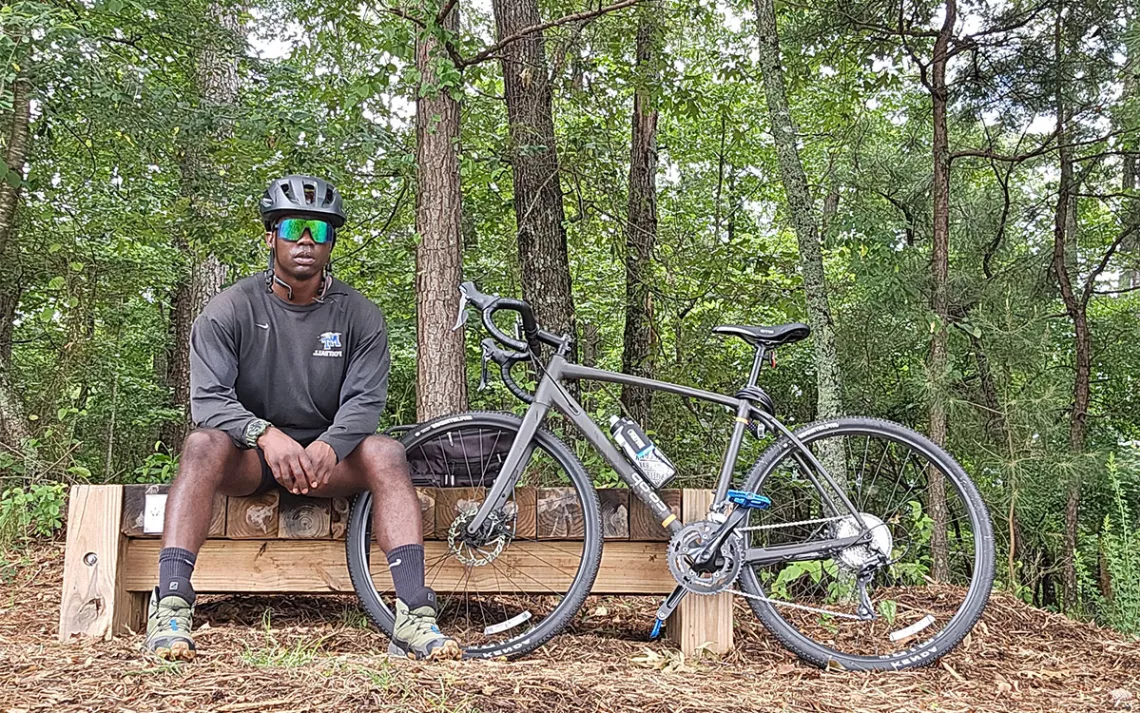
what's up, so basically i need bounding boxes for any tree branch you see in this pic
[1081,224,1137,309]
[460,0,644,68]
[436,0,459,25]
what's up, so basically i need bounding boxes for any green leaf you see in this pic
[47,276,65,290]
[877,599,898,626]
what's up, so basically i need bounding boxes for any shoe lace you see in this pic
[157,601,192,632]
[405,608,443,640]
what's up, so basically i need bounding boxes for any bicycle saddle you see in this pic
[712,322,811,347]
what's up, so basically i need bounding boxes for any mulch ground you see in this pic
[1,544,1137,712]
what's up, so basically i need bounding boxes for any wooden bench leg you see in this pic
[58,485,144,641]
[669,489,734,657]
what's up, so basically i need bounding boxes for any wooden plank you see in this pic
[225,491,280,538]
[513,486,537,539]
[629,489,682,541]
[669,489,734,657]
[122,539,675,595]
[278,492,331,538]
[59,485,126,641]
[417,488,436,540]
[209,493,227,537]
[113,591,148,636]
[599,489,629,540]
[121,485,225,538]
[538,487,584,539]
[330,497,351,540]
[434,487,485,537]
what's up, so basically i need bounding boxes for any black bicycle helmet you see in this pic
[259,175,346,229]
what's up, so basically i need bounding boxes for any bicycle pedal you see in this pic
[649,618,665,640]
[726,489,772,510]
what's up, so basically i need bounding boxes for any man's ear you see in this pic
[265,230,274,249]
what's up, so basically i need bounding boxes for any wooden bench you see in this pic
[57,484,732,656]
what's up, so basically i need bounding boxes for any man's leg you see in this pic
[318,435,460,660]
[148,429,263,660]
[317,435,424,597]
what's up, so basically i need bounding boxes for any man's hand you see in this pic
[257,428,314,494]
[305,440,337,491]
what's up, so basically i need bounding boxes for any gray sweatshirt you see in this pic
[189,274,389,462]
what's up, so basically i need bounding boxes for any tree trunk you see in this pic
[753,0,842,424]
[925,0,957,582]
[161,2,242,449]
[0,75,32,447]
[414,3,468,421]
[620,6,661,426]
[1122,26,1140,290]
[753,0,845,487]
[1051,9,1088,610]
[0,76,31,258]
[491,0,577,356]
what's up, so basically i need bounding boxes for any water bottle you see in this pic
[609,415,677,489]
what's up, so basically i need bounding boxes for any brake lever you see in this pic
[478,340,492,391]
[452,290,470,331]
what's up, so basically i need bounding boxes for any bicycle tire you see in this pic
[345,410,604,659]
[738,416,994,671]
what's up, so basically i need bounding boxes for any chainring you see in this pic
[667,520,745,595]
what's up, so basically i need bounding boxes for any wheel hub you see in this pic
[447,500,514,566]
[832,513,892,572]
[667,520,745,595]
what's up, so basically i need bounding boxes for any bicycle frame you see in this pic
[465,347,876,568]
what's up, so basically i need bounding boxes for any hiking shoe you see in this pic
[388,598,461,661]
[145,588,196,661]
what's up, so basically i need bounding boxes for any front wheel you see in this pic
[345,411,603,659]
[738,416,994,671]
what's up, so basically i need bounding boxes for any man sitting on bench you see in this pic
[146,175,460,662]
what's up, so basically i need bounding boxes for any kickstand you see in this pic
[650,586,688,639]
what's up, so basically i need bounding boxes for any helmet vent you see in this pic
[304,184,316,204]
[280,183,293,199]
[324,186,334,206]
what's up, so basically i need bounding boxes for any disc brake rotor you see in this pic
[447,500,514,567]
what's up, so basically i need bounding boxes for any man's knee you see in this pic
[356,435,409,480]
[177,429,234,477]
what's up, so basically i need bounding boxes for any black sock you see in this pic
[387,543,432,609]
[158,547,197,604]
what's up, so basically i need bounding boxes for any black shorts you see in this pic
[249,448,279,496]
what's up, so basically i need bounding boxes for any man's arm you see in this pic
[191,302,314,493]
[189,304,258,445]
[316,310,389,464]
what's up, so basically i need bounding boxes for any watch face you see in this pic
[247,419,267,445]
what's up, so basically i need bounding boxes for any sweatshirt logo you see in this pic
[314,331,344,358]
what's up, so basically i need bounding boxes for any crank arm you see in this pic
[650,585,689,639]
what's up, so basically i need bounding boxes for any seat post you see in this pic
[747,345,767,387]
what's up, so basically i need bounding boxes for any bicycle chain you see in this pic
[736,514,846,532]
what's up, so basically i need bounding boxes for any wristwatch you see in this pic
[244,418,272,448]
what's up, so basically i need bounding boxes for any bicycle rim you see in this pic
[345,412,603,659]
[739,417,994,670]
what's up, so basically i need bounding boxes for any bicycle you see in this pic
[346,282,994,671]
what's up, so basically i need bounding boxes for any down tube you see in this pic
[547,383,685,536]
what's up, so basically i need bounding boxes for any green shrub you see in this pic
[130,442,179,484]
[0,483,67,549]
[1099,454,1140,637]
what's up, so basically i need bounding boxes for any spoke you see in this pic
[857,435,871,510]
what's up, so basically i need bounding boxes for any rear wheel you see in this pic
[738,417,994,671]
[345,411,603,659]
